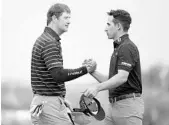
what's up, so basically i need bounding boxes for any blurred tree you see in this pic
[1,80,32,110]
[142,64,162,88]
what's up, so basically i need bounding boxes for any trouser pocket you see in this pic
[30,95,72,125]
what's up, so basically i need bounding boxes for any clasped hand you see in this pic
[82,59,97,73]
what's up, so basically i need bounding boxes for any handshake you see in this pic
[82,59,97,74]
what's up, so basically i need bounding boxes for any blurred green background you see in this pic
[1,63,169,125]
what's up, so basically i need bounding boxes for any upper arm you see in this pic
[118,69,129,82]
[117,44,137,72]
[42,42,63,70]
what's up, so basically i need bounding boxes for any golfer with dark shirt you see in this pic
[84,9,144,125]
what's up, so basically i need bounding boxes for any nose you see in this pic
[104,26,108,32]
[67,18,71,24]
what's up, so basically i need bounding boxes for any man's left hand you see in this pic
[84,85,99,98]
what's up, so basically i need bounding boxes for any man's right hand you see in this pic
[82,59,97,73]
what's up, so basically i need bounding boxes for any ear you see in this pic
[52,15,58,23]
[116,23,122,31]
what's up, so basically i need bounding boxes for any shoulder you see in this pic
[119,40,139,61]
[120,40,138,53]
[40,33,60,47]
[38,32,59,44]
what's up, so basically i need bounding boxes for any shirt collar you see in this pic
[113,34,129,48]
[44,27,61,41]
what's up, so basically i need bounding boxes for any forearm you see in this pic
[49,67,88,83]
[97,73,126,92]
[90,71,108,83]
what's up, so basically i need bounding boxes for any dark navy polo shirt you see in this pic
[108,34,142,98]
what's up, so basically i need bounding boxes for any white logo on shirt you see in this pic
[121,62,132,67]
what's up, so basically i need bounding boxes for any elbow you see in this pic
[51,75,61,83]
[52,72,64,83]
[54,78,63,83]
[49,68,65,83]
[54,74,65,83]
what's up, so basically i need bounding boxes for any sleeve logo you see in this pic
[121,62,132,67]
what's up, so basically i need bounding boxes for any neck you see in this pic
[114,32,128,41]
[47,23,63,36]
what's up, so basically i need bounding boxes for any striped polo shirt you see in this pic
[31,27,66,97]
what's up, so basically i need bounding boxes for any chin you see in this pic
[64,29,68,32]
[108,36,113,39]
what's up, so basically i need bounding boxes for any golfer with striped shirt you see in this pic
[30,3,96,125]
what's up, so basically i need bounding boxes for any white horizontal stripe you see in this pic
[32,84,60,87]
[42,33,54,41]
[32,88,53,91]
[32,69,49,73]
[31,65,47,69]
[32,56,41,61]
[44,33,55,41]
[57,84,65,87]
[36,39,45,46]
[31,81,42,82]
[45,42,58,48]
[32,76,53,80]
[32,57,43,62]
[32,85,64,89]
[48,62,62,68]
[42,50,59,57]
[40,35,49,41]
[34,46,41,51]
[49,65,62,70]
[43,81,56,84]
[31,72,51,76]
[32,50,41,55]
[46,59,59,64]
[43,46,59,54]
[32,84,45,86]
[45,54,60,60]
[35,42,44,48]
[32,80,56,83]
[32,53,41,58]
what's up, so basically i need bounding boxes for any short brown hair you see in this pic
[107,9,132,32]
[47,3,71,25]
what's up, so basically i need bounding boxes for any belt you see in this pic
[34,93,65,98]
[109,93,141,103]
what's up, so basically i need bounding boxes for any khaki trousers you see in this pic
[104,97,144,125]
[30,95,72,125]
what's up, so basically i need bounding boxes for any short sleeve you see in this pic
[117,44,136,72]
[42,42,63,70]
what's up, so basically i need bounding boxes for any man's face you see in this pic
[105,16,118,39]
[57,12,71,33]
